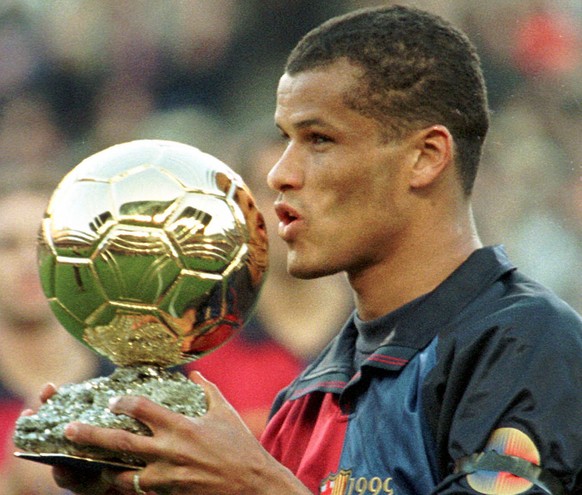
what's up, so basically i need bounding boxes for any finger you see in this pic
[188,371,228,409]
[20,383,58,417]
[108,395,188,433]
[102,468,148,495]
[63,421,155,461]
[188,371,249,430]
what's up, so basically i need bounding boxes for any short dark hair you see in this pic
[285,5,490,196]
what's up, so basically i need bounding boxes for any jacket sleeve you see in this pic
[423,304,582,494]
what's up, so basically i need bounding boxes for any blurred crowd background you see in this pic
[0,1,580,493]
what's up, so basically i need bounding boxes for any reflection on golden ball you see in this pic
[39,139,268,366]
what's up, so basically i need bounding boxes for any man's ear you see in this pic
[409,125,454,189]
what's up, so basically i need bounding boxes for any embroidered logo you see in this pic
[320,470,394,495]
[321,470,352,495]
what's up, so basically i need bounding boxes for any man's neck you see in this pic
[350,211,482,321]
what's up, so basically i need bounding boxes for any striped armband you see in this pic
[456,450,565,495]
[455,428,565,495]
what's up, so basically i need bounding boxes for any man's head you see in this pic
[285,5,489,196]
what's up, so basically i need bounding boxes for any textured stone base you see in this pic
[14,366,206,466]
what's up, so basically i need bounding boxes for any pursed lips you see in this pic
[274,201,302,240]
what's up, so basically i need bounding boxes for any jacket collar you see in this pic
[287,246,515,400]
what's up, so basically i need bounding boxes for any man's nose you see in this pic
[266,145,303,193]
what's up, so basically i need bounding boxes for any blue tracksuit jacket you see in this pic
[260,246,582,494]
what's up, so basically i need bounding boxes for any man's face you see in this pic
[269,59,420,281]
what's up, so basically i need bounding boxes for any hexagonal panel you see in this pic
[159,271,221,324]
[166,193,243,273]
[47,180,115,258]
[111,165,185,225]
[53,258,108,324]
[93,224,181,303]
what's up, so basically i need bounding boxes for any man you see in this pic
[49,5,582,494]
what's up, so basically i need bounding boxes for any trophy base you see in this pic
[14,452,138,471]
[14,365,206,467]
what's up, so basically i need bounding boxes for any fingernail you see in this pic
[108,396,121,412]
[64,423,78,439]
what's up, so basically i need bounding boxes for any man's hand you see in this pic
[52,372,310,495]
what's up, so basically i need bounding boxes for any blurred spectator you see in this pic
[150,0,239,111]
[0,171,113,495]
[472,2,582,313]
[88,76,155,151]
[220,1,348,126]
[0,90,72,171]
[0,5,45,99]
[512,5,580,77]
[474,87,582,311]
[132,106,227,158]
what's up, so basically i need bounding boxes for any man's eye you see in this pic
[310,133,332,145]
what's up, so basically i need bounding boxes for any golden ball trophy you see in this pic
[13,139,268,470]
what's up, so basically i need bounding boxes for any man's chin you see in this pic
[287,258,336,280]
